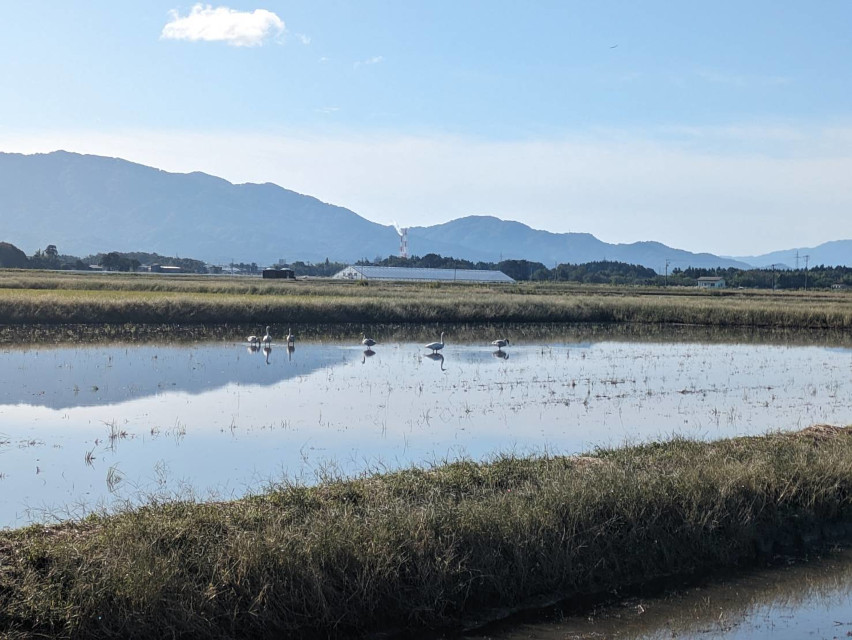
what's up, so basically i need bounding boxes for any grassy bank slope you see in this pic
[2,426,852,638]
[0,271,851,328]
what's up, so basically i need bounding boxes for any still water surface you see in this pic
[0,330,851,529]
[468,548,852,640]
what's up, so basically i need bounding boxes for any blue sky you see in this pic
[2,2,851,255]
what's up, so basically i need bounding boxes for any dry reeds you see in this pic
[0,271,850,329]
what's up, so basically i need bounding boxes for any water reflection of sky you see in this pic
[472,548,852,640]
[1,338,851,529]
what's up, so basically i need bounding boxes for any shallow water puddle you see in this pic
[467,548,852,640]
[0,336,851,528]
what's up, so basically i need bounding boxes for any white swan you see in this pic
[491,338,510,350]
[362,333,376,348]
[286,327,295,346]
[247,334,260,346]
[262,326,272,346]
[424,332,445,353]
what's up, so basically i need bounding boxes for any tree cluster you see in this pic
[0,242,214,273]
[288,259,348,277]
[84,251,208,274]
[361,254,658,284]
[668,266,852,289]
[360,254,852,289]
[0,242,31,268]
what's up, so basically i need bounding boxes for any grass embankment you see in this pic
[2,426,852,639]
[0,270,851,329]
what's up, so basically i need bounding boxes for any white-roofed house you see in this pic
[697,276,726,289]
[333,265,515,283]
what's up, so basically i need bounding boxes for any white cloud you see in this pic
[161,4,285,47]
[4,124,852,256]
[354,55,383,68]
[295,33,311,45]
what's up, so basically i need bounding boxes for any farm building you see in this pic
[147,264,182,274]
[262,268,295,279]
[697,276,726,289]
[333,265,515,284]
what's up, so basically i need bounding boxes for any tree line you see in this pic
[359,253,852,289]
[359,254,661,284]
[2,241,851,289]
[668,265,852,290]
[0,242,210,273]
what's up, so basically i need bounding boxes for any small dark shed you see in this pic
[262,268,295,279]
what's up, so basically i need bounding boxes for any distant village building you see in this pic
[333,265,515,284]
[262,268,295,279]
[832,283,849,290]
[697,276,726,289]
[149,264,182,274]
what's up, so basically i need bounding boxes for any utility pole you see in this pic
[664,258,671,287]
[772,264,777,291]
[795,251,800,270]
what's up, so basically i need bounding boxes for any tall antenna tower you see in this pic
[803,254,810,290]
[393,222,409,259]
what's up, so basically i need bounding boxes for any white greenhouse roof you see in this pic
[334,265,515,283]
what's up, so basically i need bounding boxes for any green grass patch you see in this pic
[2,426,852,638]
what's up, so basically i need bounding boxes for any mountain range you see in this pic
[0,151,848,271]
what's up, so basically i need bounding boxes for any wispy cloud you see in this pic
[161,4,285,47]
[295,33,311,45]
[697,69,792,88]
[354,55,384,69]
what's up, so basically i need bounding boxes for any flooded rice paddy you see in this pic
[0,327,851,528]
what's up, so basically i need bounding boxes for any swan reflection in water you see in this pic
[492,349,509,360]
[287,344,295,361]
[263,343,272,365]
[362,348,376,364]
[247,344,261,354]
[424,352,446,370]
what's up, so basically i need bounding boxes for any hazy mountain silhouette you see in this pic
[411,216,752,271]
[1,151,843,270]
[733,240,852,270]
[0,151,398,266]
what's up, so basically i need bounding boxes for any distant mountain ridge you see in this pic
[0,151,847,270]
[732,240,852,270]
[411,217,752,271]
